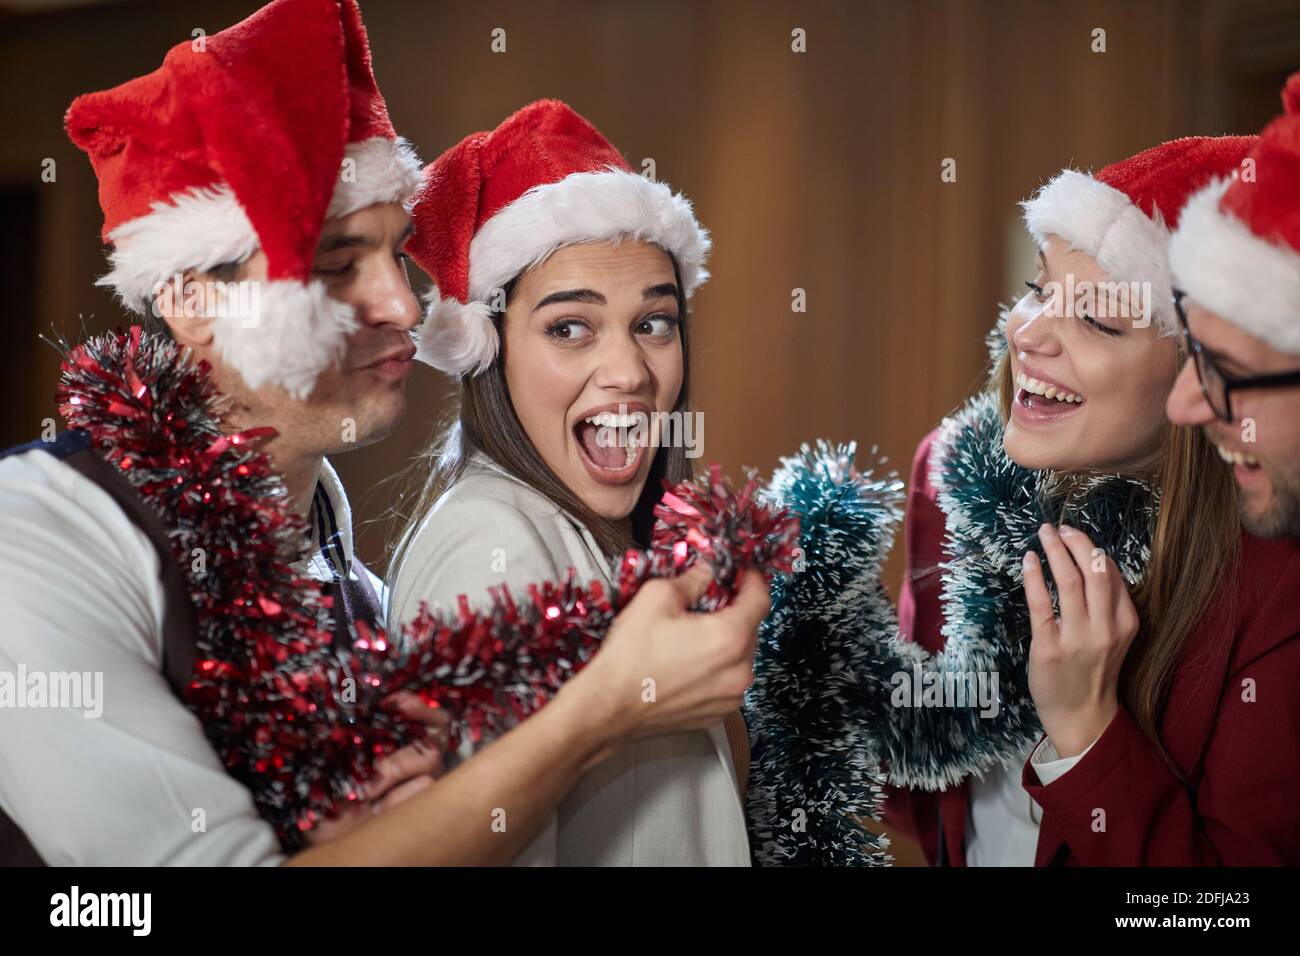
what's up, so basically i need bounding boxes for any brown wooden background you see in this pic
[3,0,1297,864]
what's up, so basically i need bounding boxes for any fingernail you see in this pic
[1039,523,1055,538]
[1058,524,1078,538]
[1022,551,1034,567]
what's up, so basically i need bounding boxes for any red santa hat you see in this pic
[65,0,422,398]
[406,99,711,376]
[1021,135,1256,333]
[1169,72,1300,355]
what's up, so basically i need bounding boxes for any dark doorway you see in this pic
[0,187,38,449]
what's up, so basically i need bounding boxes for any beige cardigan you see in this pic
[388,452,751,866]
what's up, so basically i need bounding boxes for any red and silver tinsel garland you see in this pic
[57,328,798,848]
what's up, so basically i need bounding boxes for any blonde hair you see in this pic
[991,348,1239,774]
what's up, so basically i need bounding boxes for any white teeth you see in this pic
[1016,371,1083,403]
[584,411,644,428]
[581,410,645,469]
[1217,444,1259,467]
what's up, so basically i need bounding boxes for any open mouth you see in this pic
[573,407,650,484]
[1013,370,1085,423]
[1216,442,1262,482]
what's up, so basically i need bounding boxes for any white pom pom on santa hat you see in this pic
[406,99,711,377]
[66,0,422,398]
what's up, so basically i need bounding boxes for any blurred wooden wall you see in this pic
[3,0,1298,865]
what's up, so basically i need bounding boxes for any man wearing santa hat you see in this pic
[0,0,766,866]
[1000,76,1300,868]
[1166,71,1300,542]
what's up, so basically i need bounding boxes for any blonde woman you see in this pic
[879,134,1300,866]
[750,134,1299,867]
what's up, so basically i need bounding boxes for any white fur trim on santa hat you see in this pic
[98,183,261,313]
[203,278,358,399]
[328,136,423,219]
[99,136,422,312]
[416,168,711,376]
[467,168,711,304]
[1169,178,1300,356]
[97,136,418,396]
[414,288,497,375]
[1021,169,1173,332]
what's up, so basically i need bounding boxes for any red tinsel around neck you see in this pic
[57,327,798,848]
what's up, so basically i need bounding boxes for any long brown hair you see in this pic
[991,344,1239,772]
[389,251,694,592]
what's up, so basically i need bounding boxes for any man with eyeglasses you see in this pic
[1167,290,1300,539]
[1167,80,1300,543]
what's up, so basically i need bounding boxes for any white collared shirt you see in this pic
[964,737,1096,866]
[0,446,360,865]
[304,458,385,600]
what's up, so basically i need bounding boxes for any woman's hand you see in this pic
[1023,523,1140,758]
[305,692,451,845]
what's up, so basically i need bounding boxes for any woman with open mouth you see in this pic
[743,130,1300,868]
[870,130,1300,867]
[387,100,750,866]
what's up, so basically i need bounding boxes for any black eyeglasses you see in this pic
[1173,289,1300,423]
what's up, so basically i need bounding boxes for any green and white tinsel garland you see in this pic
[744,441,902,867]
[745,392,1159,865]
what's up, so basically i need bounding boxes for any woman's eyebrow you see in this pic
[533,288,606,311]
[642,282,679,299]
[1038,247,1048,274]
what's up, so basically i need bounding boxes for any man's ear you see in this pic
[152,269,216,347]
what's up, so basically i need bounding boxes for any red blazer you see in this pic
[883,428,1300,866]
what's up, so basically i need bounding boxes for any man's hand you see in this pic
[560,564,769,767]
[305,692,450,845]
[288,572,767,866]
